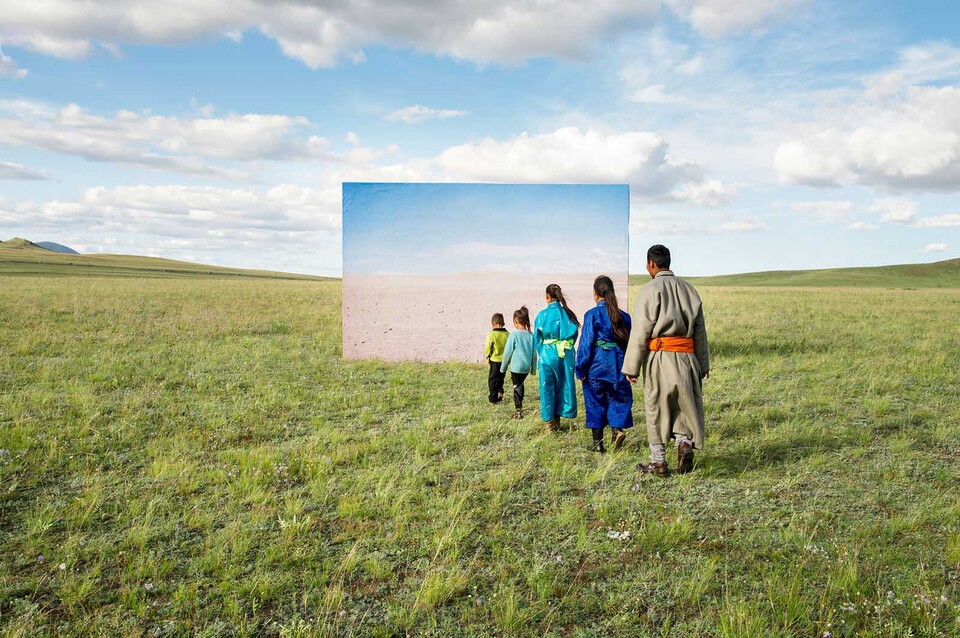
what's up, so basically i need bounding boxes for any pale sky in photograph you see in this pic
[1,0,959,276]
[342,183,628,276]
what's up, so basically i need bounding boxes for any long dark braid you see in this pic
[545,284,580,327]
[594,275,628,348]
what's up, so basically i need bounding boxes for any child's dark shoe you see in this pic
[510,409,523,419]
[588,439,606,454]
[611,428,626,451]
[547,417,561,432]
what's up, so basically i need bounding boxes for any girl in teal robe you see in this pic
[534,284,580,427]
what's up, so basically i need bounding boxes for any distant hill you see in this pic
[629,258,960,288]
[0,237,331,281]
[36,241,78,254]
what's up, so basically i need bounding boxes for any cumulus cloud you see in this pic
[790,200,854,223]
[5,183,339,233]
[433,126,702,195]
[870,197,917,223]
[0,101,396,179]
[922,243,947,253]
[775,45,960,191]
[384,105,468,124]
[0,45,27,78]
[914,214,960,228]
[665,0,808,37]
[0,160,47,180]
[845,221,878,231]
[669,179,737,206]
[0,0,810,69]
[0,0,662,67]
[1,183,343,272]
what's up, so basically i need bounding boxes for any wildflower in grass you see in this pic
[144,582,154,591]
[58,563,66,570]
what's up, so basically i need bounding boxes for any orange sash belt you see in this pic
[647,336,695,353]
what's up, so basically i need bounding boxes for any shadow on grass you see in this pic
[699,432,835,478]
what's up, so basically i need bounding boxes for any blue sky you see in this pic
[1,0,959,276]
[343,183,629,275]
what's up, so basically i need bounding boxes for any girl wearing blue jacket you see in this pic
[534,284,580,430]
[575,275,633,453]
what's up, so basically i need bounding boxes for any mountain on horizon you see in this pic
[36,241,78,254]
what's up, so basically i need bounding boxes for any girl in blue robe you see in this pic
[534,284,580,429]
[575,275,633,453]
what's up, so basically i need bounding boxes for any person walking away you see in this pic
[576,275,633,453]
[534,284,580,430]
[623,245,710,476]
[484,312,509,403]
[499,306,537,418]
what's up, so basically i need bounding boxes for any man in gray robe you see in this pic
[622,245,709,476]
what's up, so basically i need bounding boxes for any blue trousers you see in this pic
[539,354,577,420]
[582,378,633,430]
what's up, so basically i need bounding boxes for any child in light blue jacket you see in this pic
[500,306,537,419]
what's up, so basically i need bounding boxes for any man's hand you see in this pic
[700,370,710,381]
[625,374,638,384]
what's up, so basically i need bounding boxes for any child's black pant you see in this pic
[488,361,505,403]
[510,372,528,410]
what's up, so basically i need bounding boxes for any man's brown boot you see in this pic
[677,441,694,474]
[548,417,561,432]
[637,461,669,477]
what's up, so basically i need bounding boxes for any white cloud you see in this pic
[433,126,702,195]
[669,179,737,206]
[870,197,917,223]
[384,105,468,125]
[0,0,811,69]
[0,160,47,180]
[775,46,960,191]
[0,101,397,179]
[629,83,689,105]
[1,183,343,273]
[632,213,764,235]
[675,54,703,75]
[790,200,854,223]
[923,242,947,253]
[914,214,960,228]
[665,0,808,37]
[845,221,878,231]
[0,45,27,78]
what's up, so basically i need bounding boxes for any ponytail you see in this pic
[513,306,531,330]
[594,275,628,348]
[545,284,580,327]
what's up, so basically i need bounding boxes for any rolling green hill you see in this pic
[0,237,331,280]
[630,258,960,288]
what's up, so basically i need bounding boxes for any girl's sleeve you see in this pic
[500,333,514,374]
[575,312,595,380]
[533,313,543,355]
[531,337,537,374]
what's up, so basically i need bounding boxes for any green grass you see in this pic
[0,238,329,280]
[629,258,960,288]
[1,277,958,636]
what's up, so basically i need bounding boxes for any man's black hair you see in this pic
[647,244,671,269]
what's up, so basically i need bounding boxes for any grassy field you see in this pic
[1,275,958,637]
[0,239,328,281]
[630,258,960,289]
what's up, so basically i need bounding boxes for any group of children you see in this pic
[484,276,634,453]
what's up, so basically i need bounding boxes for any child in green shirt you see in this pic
[485,313,509,403]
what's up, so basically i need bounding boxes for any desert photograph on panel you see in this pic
[342,183,629,362]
